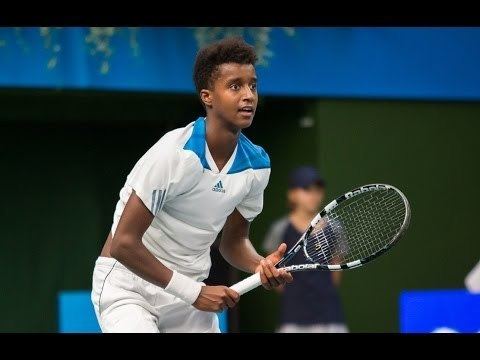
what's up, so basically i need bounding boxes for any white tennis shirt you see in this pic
[111,117,271,281]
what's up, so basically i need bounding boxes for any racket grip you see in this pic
[230,272,262,296]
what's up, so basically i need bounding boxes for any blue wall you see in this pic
[1,27,480,100]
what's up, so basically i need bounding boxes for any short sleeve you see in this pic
[236,168,270,222]
[126,142,179,217]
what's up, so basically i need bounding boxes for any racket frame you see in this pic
[278,183,410,272]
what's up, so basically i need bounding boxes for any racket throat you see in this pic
[275,244,302,268]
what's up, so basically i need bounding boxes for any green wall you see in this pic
[1,90,479,332]
[0,90,203,332]
[241,99,480,332]
[312,100,480,332]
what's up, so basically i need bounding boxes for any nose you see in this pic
[242,85,255,102]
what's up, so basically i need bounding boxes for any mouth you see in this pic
[238,106,255,116]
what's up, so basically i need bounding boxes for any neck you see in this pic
[205,113,240,161]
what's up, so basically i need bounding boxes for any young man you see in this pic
[263,166,348,333]
[91,37,293,333]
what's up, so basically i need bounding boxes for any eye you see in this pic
[250,83,257,91]
[230,84,240,91]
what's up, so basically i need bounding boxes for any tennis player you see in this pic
[91,37,293,333]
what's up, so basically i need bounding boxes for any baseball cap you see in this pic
[288,166,326,189]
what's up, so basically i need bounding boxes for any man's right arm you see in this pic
[110,190,239,312]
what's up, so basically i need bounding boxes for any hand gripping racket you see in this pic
[230,184,411,295]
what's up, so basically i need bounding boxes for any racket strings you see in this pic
[315,193,404,263]
[331,192,404,261]
[305,189,406,265]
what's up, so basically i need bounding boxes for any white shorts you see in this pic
[91,256,220,333]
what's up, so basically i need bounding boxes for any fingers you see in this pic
[280,268,294,283]
[222,287,240,308]
[226,287,240,302]
[216,287,240,313]
[262,259,282,288]
[261,259,275,288]
[194,286,241,313]
[258,265,271,290]
[257,257,295,291]
[222,297,235,309]
[277,243,287,256]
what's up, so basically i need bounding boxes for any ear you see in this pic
[200,89,213,108]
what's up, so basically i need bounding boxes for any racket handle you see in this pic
[230,272,262,296]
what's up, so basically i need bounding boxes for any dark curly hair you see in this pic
[193,37,258,95]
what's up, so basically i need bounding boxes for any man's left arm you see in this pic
[219,209,293,290]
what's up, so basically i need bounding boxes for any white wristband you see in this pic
[164,270,203,305]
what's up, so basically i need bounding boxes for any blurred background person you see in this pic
[465,260,480,293]
[262,166,348,333]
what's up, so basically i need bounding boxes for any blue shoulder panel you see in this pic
[183,117,211,170]
[228,133,270,174]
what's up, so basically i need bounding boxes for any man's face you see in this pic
[201,63,258,130]
[289,184,325,213]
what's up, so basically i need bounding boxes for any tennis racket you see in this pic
[230,183,410,295]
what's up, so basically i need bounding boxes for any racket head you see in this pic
[302,184,410,270]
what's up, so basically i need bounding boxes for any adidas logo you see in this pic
[212,180,226,193]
